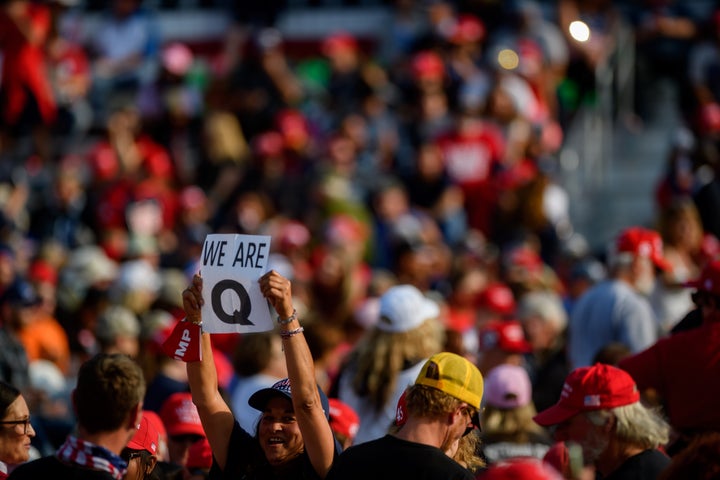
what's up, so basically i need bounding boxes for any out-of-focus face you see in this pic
[123,451,143,480]
[0,395,35,465]
[440,405,475,453]
[167,434,204,467]
[113,334,140,359]
[122,449,157,480]
[552,413,609,466]
[521,315,555,352]
[632,256,656,296]
[0,254,15,288]
[257,396,304,465]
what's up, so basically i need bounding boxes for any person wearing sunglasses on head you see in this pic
[0,381,35,479]
[327,352,484,480]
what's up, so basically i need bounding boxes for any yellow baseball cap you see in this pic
[415,352,484,409]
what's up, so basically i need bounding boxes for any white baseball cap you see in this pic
[377,285,439,333]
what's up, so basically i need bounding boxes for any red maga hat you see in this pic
[482,457,563,480]
[128,413,160,455]
[533,363,640,427]
[186,437,212,470]
[159,392,206,438]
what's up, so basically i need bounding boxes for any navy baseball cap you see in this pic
[2,279,41,307]
[248,378,331,420]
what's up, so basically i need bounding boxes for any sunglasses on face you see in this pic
[121,449,143,463]
[462,408,481,437]
[0,418,31,435]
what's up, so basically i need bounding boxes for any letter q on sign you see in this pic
[211,279,253,325]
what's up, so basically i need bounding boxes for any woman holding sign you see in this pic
[182,270,337,479]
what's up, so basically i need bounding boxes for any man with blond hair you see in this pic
[327,352,484,480]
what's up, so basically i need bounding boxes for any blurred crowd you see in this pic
[2,0,720,478]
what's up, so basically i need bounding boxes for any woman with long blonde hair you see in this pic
[335,284,445,444]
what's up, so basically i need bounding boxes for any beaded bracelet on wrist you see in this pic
[277,309,298,326]
[280,326,304,339]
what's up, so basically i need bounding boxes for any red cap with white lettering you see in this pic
[159,392,206,438]
[161,320,202,362]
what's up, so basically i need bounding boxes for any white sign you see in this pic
[199,234,273,334]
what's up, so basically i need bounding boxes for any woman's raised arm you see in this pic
[259,270,336,478]
[183,274,235,470]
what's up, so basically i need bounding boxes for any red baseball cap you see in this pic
[615,227,671,271]
[700,102,720,135]
[321,32,358,56]
[186,437,212,471]
[275,109,309,149]
[533,363,640,427]
[143,410,167,443]
[325,214,368,245]
[412,51,445,80]
[448,14,485,45]
[478,320,531,354]
[159,392,206,438]
[127,413,160,455]
[476,282,516,316]
[328,398,360,440]
[505,246,544,274]
[684,259,720,296]
[253,131,285,157]
[28,260,58,286]
[482,457,563,480]
[277,220,311,250]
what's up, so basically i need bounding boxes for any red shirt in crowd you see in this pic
[618,321,720,433]
[434,119,505,237]
[0,2,56,125]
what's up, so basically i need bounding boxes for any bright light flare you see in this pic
[569,21,590,42]
[497,49,519,70]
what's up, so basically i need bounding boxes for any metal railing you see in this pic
[558,17,638,248]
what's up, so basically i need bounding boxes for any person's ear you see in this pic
[451,404,465,425]
[602,414,616,434]
[128,402,143,430]
[448,407,459,427]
